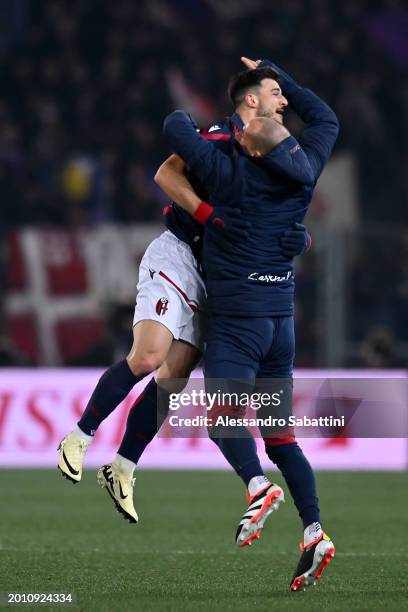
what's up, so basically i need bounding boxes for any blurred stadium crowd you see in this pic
[0,0,407,367]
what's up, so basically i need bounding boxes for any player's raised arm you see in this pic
[163,110,234,196]
[258,59,340,181]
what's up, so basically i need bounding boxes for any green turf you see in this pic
[0,470,407,611]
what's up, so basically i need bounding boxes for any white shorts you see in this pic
[133,231,206,351]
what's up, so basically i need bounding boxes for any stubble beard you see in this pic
[257,106,284,124]
[257,106,274,119]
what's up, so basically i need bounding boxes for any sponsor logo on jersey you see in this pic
[248,271,293,283]
[156,297,169,315]
[149,268,156,279]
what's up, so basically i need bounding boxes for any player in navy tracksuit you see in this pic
[164,58,339,590]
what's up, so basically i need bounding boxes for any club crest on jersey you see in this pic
[156,297,169,316]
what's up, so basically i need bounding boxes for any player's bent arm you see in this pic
[259,59,339,181]
[154,154,201,216]
[287,88,339,181]
[154,153,244,236]
[257,136,314,186]
[163,110,234,196]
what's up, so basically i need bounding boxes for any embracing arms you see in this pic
[163,110,235,195]
[158,110,310,255]
[156,125,248,241]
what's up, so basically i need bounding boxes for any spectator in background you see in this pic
[0,0,405,228]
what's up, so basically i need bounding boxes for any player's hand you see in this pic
[280,222,312,258]
[241,57,262,70]
[193,202,250,242]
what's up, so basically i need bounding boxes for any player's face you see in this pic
[256,79,288,123]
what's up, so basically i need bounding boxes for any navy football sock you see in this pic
[210,432,265,486]
[265,442,320,528]
[78,359,145,435]
[117,378,168,464]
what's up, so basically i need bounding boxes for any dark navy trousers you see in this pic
[204,314,320,527]
[204,315,295,381]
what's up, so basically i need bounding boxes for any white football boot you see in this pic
[236,483,285,547]
[58,432,90,483]
[97,463,138,524]
[290,530,335,591]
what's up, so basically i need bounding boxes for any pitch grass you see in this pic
[0,471,407,612]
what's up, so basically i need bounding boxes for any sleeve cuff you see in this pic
[258,60,301,96]
[193,201,213,224]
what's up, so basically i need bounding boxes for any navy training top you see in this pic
[164,76,339,317]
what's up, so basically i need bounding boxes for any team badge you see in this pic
[156,297,169,316]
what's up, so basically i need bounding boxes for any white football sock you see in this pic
[304,522,323,547]
[113,454,136,477]
[248,475,270,497]
[73,426,93,443]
